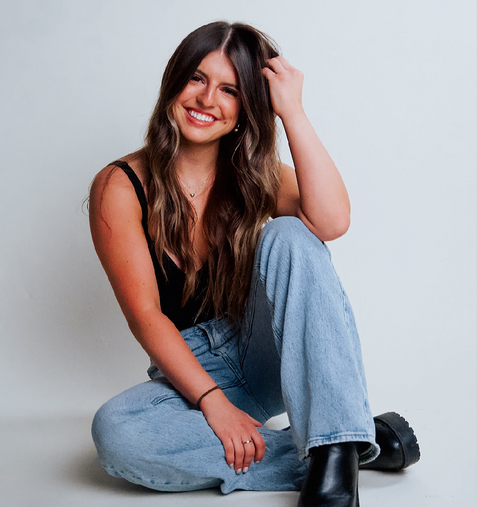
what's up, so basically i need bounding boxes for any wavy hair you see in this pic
[144,21,281,322]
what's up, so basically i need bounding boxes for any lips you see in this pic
[187,108,216,123]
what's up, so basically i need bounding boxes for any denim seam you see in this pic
[239,381,273,421]
[211,348,244,383]
[239,275,282,421]
[256,275,284,355]
[238,275,260,369]
[149,375,243,407]
[215,347,272,421]
[150,393,188,406]
[251,276,286,418]
[196,319,239,351]
[325,257,349,326]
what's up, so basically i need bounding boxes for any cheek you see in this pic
[173,86,192,111]
[230,103,241,123]
[172,92,190,122]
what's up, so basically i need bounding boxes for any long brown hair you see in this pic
[144,21,281,322]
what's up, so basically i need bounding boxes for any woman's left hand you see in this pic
[262,56,304,120]
[264,57,351,242]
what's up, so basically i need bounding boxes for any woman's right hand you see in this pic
[200,388,266,474]
[90,162,265,474]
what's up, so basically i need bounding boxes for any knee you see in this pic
[259,217,330,263]
[91,397,127,465]
[263,216,303,236]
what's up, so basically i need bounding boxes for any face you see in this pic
[172,50,241,148]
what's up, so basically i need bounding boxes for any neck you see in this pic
[175,139,219,182]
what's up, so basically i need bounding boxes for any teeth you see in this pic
[189,110,215,122]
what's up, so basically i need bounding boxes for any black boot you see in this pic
[360,412,420,471]
[298,442,359,507]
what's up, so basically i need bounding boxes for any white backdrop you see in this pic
[0,0,475,456]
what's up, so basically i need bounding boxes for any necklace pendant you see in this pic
[178,174,211,199]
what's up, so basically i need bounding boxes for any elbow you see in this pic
[322,213,351,241]
[299,208,351,242]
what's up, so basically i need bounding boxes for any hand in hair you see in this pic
[262,56,305,120]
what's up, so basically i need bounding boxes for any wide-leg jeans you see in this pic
[92,217,379,493]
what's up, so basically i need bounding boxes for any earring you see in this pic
[234,124,240,132]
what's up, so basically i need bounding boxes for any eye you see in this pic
[190,74,203,83]
[223,87,239,97]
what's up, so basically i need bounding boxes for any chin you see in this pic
[180,128,229,146]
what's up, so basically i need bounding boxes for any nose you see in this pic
[197,85,215,108]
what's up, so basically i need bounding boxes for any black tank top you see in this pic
[111,161,213,331]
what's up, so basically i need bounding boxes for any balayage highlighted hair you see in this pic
[144,21,281,322]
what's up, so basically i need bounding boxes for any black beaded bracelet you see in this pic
[196,385,221,409]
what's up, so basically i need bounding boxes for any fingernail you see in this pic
[255,460,261,464]
[235,469,242,475]
[228,463,234,469]
[243,467,249,473]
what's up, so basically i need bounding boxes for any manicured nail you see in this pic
[235,469,242,475]
[228,463,234,469]
[243,467,249,473]
[255,460,261,464]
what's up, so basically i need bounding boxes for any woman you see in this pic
[89,21,419,507]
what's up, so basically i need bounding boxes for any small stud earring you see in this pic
[234,124,240,132]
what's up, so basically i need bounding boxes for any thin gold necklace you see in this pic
[178,174,211,198]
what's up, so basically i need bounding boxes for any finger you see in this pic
[265,57,286,74]
[261,66,275,81]
[232,437,245,473]
[252,432,266,463]
[242,439,255,472]
[222,438,235,469]
[273,55,291,69]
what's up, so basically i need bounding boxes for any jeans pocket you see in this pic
[150,378,191,408]
[196,318,240,351]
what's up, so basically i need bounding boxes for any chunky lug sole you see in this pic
[361,412,421,471]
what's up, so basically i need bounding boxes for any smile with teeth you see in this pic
[187,109,216,123]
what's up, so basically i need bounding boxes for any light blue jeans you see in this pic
[92,217,379,493]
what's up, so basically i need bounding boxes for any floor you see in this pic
[1,409,475,507]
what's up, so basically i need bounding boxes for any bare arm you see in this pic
[89,166,264,472]
[263,57,350,241]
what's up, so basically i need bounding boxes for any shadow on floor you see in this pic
[69,444,412,503]
[70,449,162,495]
[69,448,225,499]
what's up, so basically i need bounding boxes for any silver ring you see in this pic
[243,440,253,444]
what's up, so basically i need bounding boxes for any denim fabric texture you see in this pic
[92,217,379,493]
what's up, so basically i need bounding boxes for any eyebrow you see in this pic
[195,69,239,90]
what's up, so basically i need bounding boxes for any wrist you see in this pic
[280,107,307,127]
[199,387,230,416]
[196,385,221,410]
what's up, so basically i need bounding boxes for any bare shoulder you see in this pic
[88,153,161,320]
[91,150,149,207]
[89,158,145,238]
[90,164,136,214]
[91,152,147,195]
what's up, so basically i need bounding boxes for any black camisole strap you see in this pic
[107,160,213,330]
[109,160,153,244]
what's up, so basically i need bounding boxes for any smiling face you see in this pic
[172,50,241,149]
